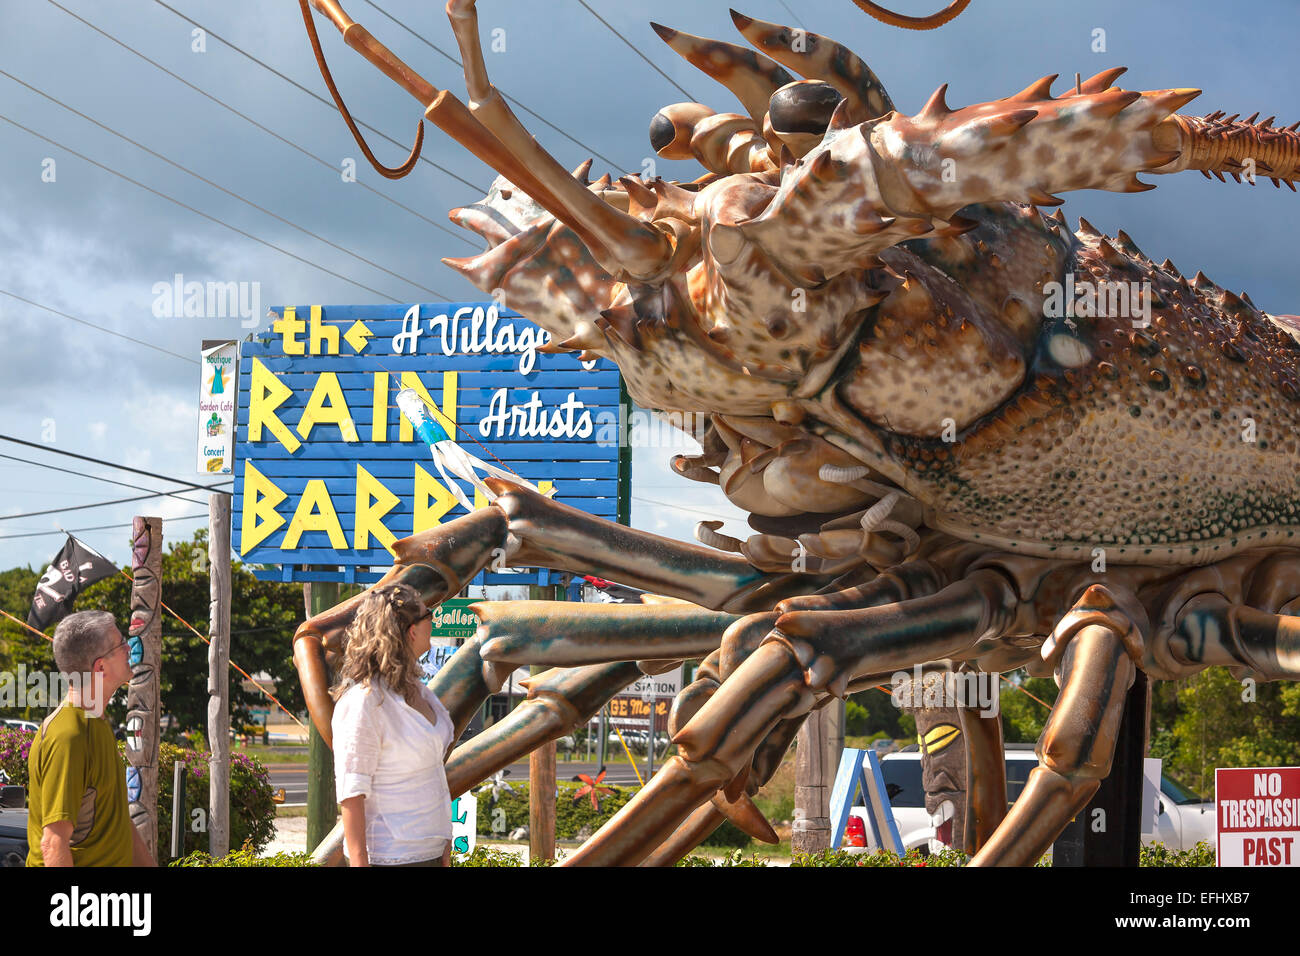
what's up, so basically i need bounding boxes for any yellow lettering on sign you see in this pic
[414,464,462,532]
[296,372,356,442]
[281,479,347,550]
[239,461,287,555]
[308,305,339,356]
[355,464,400,553]
[273,307,306,355]
[248,357,301,453]
[398,371,457,442]
[371,372,388,442]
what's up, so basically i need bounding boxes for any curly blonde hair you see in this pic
[330,582,428,706]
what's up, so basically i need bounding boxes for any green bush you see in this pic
[172,844,317,867]
[791,847,968,867]
[453,846,524,867]
[153,742,277,864]
[478,779,635,839]
[1139,841,1216,867]
[700,818,752,848]
[676,849,770,867]
[0,726,33,785]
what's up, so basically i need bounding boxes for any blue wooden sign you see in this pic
[232,303,625,584]
[830,748,904,853]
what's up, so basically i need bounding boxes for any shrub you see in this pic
[153,742,277,864]
[173,843,316,867]
[0,727,33,786]
[1139,841,1216,867]
[700,818,752,848]
[453,846,524,867]
[676,849,769,867]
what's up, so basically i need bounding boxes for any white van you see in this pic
[845,743,1215,855]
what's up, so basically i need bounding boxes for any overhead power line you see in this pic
[0,434,230,495]
[0,288,197,365]
[0,514,209,541]
[573,0,698,102]
[0,487,215,521]
[49,0,483,194]
[42,0,476,246]
[0,452,215,508]
[0,69,448,301]
[361,0,631,173]
[0,111,405,302]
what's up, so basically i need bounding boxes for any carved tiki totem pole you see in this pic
[125,517,162,855]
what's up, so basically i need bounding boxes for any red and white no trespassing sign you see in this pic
[1216,767,1300,866]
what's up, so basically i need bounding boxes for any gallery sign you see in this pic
[232,303,624,584]
[198,340,238,475]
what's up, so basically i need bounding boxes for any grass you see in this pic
[274,804,309,818]
[233,743,311,764]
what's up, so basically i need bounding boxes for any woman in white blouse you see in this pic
[331,583,455,867]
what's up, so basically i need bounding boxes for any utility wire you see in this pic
[0,452,216,508]
[43,0,476,246]
[147,0,483,193]
[0,514,209,541]
[0,434,230,495]
[573,0,698,102]
[47,0,480,196]
[0,112,404,302]
[0,288,196,365]
[632,495,743,520]
[0,487,213,521]
[0,69,448,300]
[361,0,630,173]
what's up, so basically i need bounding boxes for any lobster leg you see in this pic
[559,568,1020,866]
[1167,596,1300,681]
[294,478,822,742]
[969,585,1144,866]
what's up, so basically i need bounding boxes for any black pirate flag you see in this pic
[27,535,119,631]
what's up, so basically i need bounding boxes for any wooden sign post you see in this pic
[126,516,162,858]
[207,493,232,856]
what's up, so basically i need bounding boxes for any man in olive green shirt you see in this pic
[27,610,155,867]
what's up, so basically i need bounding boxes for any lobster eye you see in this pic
[648,102,716,160]
[768,80,844,137]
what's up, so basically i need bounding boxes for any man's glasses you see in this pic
[96,637,130,664]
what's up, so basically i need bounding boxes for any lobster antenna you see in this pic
[850,0,973,30]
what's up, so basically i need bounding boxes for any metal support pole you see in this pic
[527,583,557,862]
[171,762,187,860]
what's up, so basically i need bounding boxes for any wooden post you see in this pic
[126,516,163,858]
[207,493,232,857]
[527,584,557,862]
[792,704,832,855]
[305,581,339,853]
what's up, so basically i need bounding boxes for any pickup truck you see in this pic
[845,743,1215,855]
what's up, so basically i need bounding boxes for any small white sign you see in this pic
[198,340,238,474]
[451,792,477,855]
[626,666,683,700]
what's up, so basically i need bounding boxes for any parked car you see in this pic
[1,719,38,733]
[844,744,1215,855]
[0,783,27,867]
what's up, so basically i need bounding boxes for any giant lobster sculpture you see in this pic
[290,0,1300,865]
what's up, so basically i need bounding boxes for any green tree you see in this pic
[2,530,307,735]
[999,670,1059,744]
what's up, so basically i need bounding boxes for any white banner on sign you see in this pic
[198,340,238,474]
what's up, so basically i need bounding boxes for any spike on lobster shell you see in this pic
[570,158,594,185]
[1077,216,1102,238]
[918,83,952,120]
[1011,74,1058,102]
[1079,66,1127,93]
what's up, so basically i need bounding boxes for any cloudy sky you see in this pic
[1,0,1297,577]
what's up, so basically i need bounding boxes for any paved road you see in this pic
[270,760,654,806]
